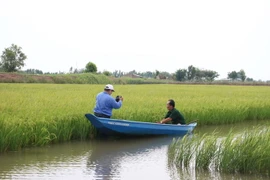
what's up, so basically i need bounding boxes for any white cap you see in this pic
[104,84,115,91]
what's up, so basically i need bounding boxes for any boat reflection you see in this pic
[86,136,178,179]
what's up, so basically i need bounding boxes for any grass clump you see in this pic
[169,126,270,175]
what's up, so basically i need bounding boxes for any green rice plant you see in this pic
[169,126,270,175]
[218,127,270,174]
[1,84,270,152]
[195,134,217,169]
[168,136,195,168]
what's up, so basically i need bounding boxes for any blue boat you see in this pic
[85,114,197,136]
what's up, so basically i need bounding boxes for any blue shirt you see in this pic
[94,92,122,116]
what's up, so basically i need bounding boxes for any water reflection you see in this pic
[0,120,269,180]
[86,136,175,179]
[168,164,269,180]
[0,136,176,180]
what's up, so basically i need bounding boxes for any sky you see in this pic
[0,0,270,80]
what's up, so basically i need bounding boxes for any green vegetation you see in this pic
[0,84,270,152]
[175,65,219,82]
[0,72,179,84]
[0,84,93,152]
[0,44,27,72]
[1,72,270,85]
[0,73,111,84]
[228,69,247,81]
[168,125,270,175]
[85,62,97,73]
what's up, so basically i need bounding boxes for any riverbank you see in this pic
[1,84,270,152]
[1,72,269,85]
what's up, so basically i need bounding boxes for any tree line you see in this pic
[227,70,253,82]
[174,66,219,82]
[0,44,254,82]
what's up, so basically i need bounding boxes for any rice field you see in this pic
[0,83,270,152]
[168,125,270,175]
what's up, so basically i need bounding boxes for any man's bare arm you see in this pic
[160,117,172,124]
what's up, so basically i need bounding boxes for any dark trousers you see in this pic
[94,112,111,118]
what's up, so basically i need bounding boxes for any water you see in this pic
[0,120,269,180]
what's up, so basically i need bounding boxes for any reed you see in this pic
[169,126,270,175]
[1,84,270,152]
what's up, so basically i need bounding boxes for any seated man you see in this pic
[94,84,123,118]
[159,99,186,125]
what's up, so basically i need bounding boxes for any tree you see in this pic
[175,69,187,81]
[246,77,253,82]
[204,70,219,81]
[0,44,27,72]
[85,62,97,73]
[103,70,112,76]
[143,71,154,78]
[194,68,205,81]
[238,69,246,82]
[113,70,118,77]
[158,73,167,79]
[113,70,123,78]
[69,67,73,73]
[187,65,196,81]
[25,69,43,74]
[227,71,238,81]
[160,71,173,79]
[155,70,160,79]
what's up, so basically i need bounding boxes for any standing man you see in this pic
[159,99,186,125]
[94,84,123,118]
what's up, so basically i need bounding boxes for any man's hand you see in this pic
[159,118,171,124]
[120,96,124,102]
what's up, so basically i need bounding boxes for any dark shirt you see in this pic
[165,108,186,124]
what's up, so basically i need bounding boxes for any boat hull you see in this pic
[85,114,197,136]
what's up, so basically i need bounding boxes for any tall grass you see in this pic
[168,126,270,175]
[0,84,93,152]
[0,84,270,152]
[113,85,270,125]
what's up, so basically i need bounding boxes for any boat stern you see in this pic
[85,114,104,128]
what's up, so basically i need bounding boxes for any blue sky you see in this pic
[1,0,270,80]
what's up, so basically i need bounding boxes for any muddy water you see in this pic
[0,120,269,180]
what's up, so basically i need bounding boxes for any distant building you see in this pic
[156,74,167,80]
[124,73,143,78]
